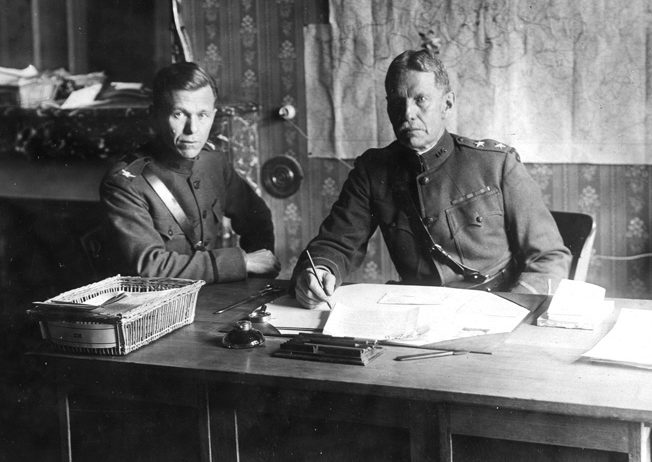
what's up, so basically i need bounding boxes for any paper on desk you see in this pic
[324,302,421,340]
[537,279,609,329]
[263,294,330,334]
[377,291,451,305]
[323,284,529,346]
[582,308,652,369]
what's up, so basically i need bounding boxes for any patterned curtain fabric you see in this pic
[306,0,652,164]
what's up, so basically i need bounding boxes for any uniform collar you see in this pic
[150,139,201,175]
[400,130,454,173]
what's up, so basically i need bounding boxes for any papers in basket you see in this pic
[537,279,613,330]
[34,289,180,316]
[322,284,529,346]
[582,309,652,369]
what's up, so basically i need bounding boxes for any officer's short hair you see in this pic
[152,62,218,111]
[385,49,450,93]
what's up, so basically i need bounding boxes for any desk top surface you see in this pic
[33,278,652,423]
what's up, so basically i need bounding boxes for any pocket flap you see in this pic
[446,188,502,236]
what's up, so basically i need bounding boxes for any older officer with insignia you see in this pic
[292,48,570,308]
[101,62,280,282]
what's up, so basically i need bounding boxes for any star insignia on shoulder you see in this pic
[474,140,485,148]
[119,169,136,179]
[494,142,507,149]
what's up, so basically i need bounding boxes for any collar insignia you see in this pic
[119,169,136,179]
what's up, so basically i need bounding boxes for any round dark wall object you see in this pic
[261,155,304,198]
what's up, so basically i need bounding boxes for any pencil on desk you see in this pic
[394,350,467,361]
[305,250,334,310]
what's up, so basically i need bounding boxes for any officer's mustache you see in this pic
[398,124,424,133]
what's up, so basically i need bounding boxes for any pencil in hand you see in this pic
[305,250,334,310]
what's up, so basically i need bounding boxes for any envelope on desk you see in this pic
[537,279,613,330]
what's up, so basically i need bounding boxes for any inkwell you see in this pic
[222,319,265,349]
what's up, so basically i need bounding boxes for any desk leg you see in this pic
[198,384,213,462]
[57,387,72,462]
[437,405,453,462]
[628,423,651,462]
[208,391,239,462]
[409,402,449,462]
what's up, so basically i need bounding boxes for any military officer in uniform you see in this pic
[101,62,280,282]
[292,48,570,308]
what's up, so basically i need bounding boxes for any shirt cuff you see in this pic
[209,248,247,283]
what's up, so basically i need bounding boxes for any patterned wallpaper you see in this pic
[191,0,651,299]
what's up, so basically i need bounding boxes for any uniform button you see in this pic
[168,229,173,236]
[193,180,201,189]
[423,217,435,226]
[202,210,208,219]
[419,177,430,185]
[476,216,483,223]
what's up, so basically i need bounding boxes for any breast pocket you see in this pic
[445,188,507,262]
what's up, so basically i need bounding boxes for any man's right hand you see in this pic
[244,249,281,276]
[294,267,336,309]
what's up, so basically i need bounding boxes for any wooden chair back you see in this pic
[550,211,596,281]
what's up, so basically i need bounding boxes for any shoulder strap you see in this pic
[142,165,205,251]
[387,154,488,285]
[394,186,488,284]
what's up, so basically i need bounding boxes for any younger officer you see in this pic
[292,48,570,308]
[100,62,279,282]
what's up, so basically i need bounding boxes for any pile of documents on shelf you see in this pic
[0,65,151,109]
[0,65,60,108]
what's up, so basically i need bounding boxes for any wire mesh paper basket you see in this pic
[28,275,206,355]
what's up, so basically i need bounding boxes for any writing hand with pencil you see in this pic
[294,250,336,310]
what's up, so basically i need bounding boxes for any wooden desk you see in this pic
[30,279,652,462]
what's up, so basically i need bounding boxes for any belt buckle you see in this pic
[464,271,487,283]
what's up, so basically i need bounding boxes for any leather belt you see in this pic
[143,165,205,251]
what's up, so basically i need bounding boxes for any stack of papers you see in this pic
[582,309,652,369]
[263,295,330,334]
[537,279,613,330]
[324,284,529,346]
[0,65,39,85]
[261,284,530,346]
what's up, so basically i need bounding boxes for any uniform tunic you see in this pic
[100,141,274,283]
[292,131,570,294]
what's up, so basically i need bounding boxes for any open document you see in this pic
[582,308,652,369]
[320,284,530,347]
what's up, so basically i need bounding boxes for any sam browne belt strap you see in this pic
[142,165,206,251]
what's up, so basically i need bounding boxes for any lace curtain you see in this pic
[305,0,652,164]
